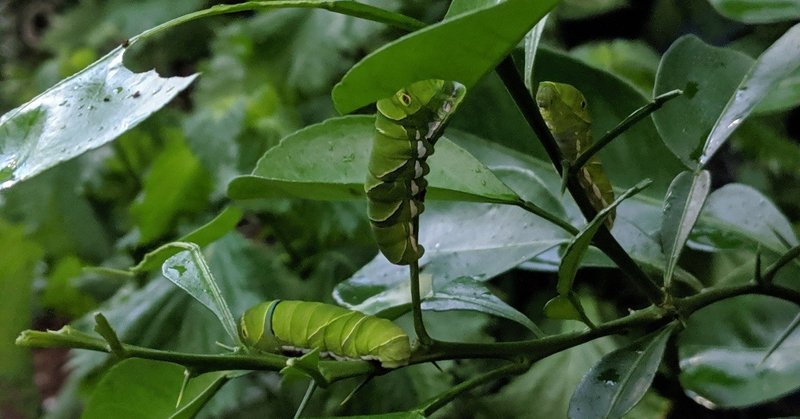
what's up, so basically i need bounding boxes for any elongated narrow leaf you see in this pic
[0,47,196,189]
[162,243,240,346]
[557,180,651,295]
[83,359,229,419]
[227,116,520,204]
[653,36,753,168]
[569,324,675,419]
[660,171,710,288]
[523,13,549,93]
[700,23,800,166]
[332,0,559,113]
[131,206,243,273]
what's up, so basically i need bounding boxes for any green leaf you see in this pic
[334,201,568,315]
[41,256,96,318]
[570,40,660,94]
[660,171,711,288]
[543,293,584,322]
[83,359,229,419]
[0,46,197,189]
[523,13,549,93]
[557,0,628,19]
[444,0,500,18]
[691,183,798,254]
[280,349,321,380]
[131,206,243,273]
[708,0,800,23]
[700,23,800,166]
[569,324,675,419]
[0,221,42,416]
[161,243,241,346]
[653,35,753,168]
[755,67,800,114]
[332,0,559,114]
[678,295,800,408]
[423,276,542,336]
[227,115,520,204]
[131,133,212,245]
[557,181,651,296]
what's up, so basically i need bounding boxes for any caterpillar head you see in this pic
[377,79,466,121]
[239,300,282,353]
[536,81,592,133]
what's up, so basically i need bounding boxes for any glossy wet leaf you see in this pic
[83,359,229,419]
[162,243,240,346]
[691,184,797,254]
[755,67,800,114]
[653,35,753,168]
[700,23,800,166]
[334,201,569,315]
[332,0,559,113]
[679,295,800,408]
[569,324,675,419]
[660,171,710,288]
[227,115,520,204]
[708,0,800,23]
[423,276,542,336]
[0,46,196,189]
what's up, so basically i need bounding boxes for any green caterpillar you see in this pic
[536,81,615,227]
[366,80,466,265]
[239,300,411,368]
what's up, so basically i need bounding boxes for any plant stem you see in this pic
[15,327,375,385]
[133,1,426,47]
[17,281,800,380]
[495,57,665,306]
[569,89,683,173]
[417,304,670,362]
[410,256,432,345]
[676,283,800,315]
[515,199,579,235]
[419,361,530,416]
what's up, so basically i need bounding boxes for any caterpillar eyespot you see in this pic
[239,300,411,368]
[365,80,467,265]
[536,81,615,227]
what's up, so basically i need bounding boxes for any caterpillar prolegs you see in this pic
[535,81,615,227]
[366,80,466,265]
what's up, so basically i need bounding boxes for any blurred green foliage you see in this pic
[1,0,799,418]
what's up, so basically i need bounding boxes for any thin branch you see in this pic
[495,57,665,305]
[420,361,530,416]
[514,199,579,235]
[569,89,683,173]
[410,242,432,345]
